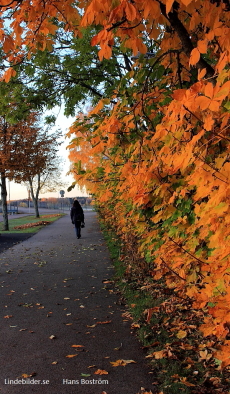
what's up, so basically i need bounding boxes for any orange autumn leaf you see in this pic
[110,359,136,367]
[94,369,109,375]
[189,48,200,66]
[96,320,111,324]
[166,0,175,14]
[197,39,208,54]
[66,354,78,358]
[71,345,84,348]
[2,67,17,83]
[172,89,186,101]
[152,350,166,359]
[125,1,137,21]
[204,82,214,99]
[198,68,207,80]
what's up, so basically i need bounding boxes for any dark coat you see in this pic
[70,206,84,224]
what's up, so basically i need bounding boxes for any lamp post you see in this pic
[28,189,31,213]
[8,179,10,211]
[59,190,65,212]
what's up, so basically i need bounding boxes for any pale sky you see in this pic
[8,108,89,201]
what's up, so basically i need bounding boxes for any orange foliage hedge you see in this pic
[66,0,230,368]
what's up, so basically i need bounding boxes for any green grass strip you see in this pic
[0,213,65,234]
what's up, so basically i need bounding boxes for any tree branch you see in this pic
[158,1,215,79]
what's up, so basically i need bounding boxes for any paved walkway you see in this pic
[0,211,154,394]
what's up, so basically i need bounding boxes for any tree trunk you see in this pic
[1,172,9,231]
[29,177,40,218]
[33,197,39,218]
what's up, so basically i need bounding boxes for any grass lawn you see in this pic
[0,213,65,234]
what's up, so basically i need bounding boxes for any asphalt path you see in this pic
[0,211,155,394]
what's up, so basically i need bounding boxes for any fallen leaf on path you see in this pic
[34,261,47,267]
[114,344,123,350]
[21,372,36,378]
[97,320,111,325]
[110,359,136,367]
[20,303,33,308]
[71,345,84,348]
[49,335,56,339]
[66,354,78,358]
[4,315,13,318]
[51,361,58,365]
[122,311,132,319]
[94,369,109,375]
[64,297,70,300]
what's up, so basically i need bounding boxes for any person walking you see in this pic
[70,200,85,239]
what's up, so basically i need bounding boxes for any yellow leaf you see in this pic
[214,81,230,100]
[110,359,136,366]
[152,350,166,359]
[177,330,187,339]
[199,349,210,360]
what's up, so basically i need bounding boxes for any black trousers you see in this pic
[74,221,81,238]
